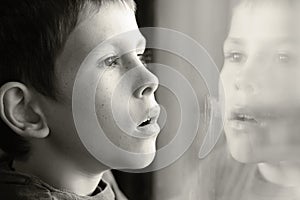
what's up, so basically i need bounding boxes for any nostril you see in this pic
[134,83,158,98]
[141,86,153,96]
[234,79,255,93]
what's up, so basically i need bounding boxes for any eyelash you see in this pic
[103,54,148,68]
[104,55,120,67]
[277,53,290,63]
[224,51,292,66]
[138,53,147,66]
[224,51,245,63]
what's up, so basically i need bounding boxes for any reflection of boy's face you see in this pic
[40,4,160,169]
[221,3,300,163]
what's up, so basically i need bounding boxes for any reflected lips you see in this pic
[227,108,260,131]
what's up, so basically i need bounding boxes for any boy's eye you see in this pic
[224,52,245,63]
[104,55,119,67]
[138,54,147,65]
[277,53,290,63]
[138,50,152,66]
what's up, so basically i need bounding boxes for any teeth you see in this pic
[141,118,150,123]
[139,118,151,126]
[144,118,150,123]
[237,114,254,120]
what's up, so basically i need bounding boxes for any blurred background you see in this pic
[113,0,241,200]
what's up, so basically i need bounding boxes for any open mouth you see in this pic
[226,106,276,131]
[227,111,260,131]
[138,117,152,127]
[234,114,258,123]
[137,105,160,128]
[134,105,161,138]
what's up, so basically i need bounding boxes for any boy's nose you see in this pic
[234,70,256,94]
[122,53,159,99]
[234,77,255,93]
[232,58,264,94]
[134,69,159,99]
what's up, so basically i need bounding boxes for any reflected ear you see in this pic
[0,82,49,138]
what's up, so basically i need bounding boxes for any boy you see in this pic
[0,0,160,199]
[220,0,300,199]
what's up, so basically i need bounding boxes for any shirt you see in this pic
[0,158,128,200]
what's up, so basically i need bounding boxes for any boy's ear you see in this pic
[0,82,49,138]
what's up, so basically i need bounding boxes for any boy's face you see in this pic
[41,4,160,169]
[221,3,300,163]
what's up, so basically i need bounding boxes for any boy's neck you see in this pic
[12,142,107,196]
[258,161,300,192]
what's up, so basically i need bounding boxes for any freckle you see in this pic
[101,104,104,107]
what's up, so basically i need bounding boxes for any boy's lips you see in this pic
[229,111,258,123]
[226,105,280,131]
[137,105,160,127]
[226,106,265,130]
[136,105,161,138]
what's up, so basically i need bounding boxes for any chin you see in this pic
[131,144,156,169]
[226,137,260,164]
[120,151,156,170]
[225,129,260,164]
[134,153,156,169]
[113,141,157,170]
[229,146,261,164]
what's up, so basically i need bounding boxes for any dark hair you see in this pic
[0,0,135,160]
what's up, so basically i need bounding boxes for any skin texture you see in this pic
[0,3,160,196]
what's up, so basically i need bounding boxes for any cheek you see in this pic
[94,73,117,135]
[95,69,123,112]
[263,70,300,100]
[269,116,300,140]
[95,84,114,127]
[94,72,135,134]
[220,69,235,90]
[254,120,300,161]
[220,71,235,108]
[224,126,259,162]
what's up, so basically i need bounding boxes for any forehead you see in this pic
[56,3,142,68]
[229,3,300,40]
[74,3,140,50]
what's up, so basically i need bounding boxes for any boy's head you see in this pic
[0,0,160,169]
[221,0,300,163]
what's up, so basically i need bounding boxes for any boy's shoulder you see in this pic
[0,157,127,200]
[0,161,51,200]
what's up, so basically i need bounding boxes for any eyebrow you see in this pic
[223,37,245,46]
[273,38,300,46]
[224,37,300,46]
